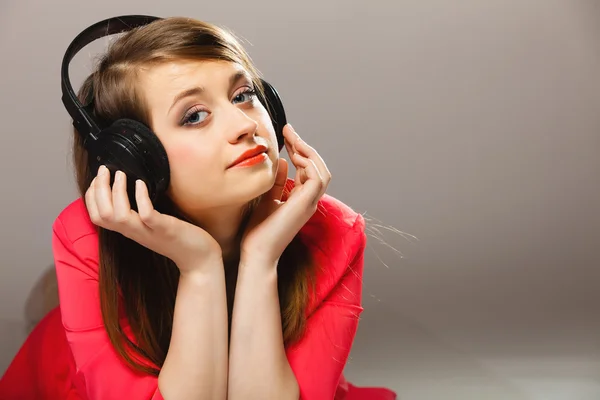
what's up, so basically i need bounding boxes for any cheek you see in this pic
[166,142,197,163]
[258,116,279,150]
[165,143,217,188]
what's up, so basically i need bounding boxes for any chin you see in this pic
[228,166,276,204]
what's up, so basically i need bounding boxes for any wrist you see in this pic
[239,253,279,271]
[177,256,224,280]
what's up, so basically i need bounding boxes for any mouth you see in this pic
[229,145,269,168]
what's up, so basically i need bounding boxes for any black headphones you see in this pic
[60,15,287,210]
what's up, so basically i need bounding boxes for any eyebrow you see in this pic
[168,70,251,114]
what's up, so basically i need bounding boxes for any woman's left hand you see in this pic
[240,124,331,267]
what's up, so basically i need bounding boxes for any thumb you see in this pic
[266,158,288,200]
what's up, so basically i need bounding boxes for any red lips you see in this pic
[229,145,268,168]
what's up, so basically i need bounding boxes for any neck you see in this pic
[185,203,252,263]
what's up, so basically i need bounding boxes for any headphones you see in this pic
[60,15,287,210]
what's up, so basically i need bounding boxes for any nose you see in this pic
[225,106,259,144]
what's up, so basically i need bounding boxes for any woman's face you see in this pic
[139,59,280,221]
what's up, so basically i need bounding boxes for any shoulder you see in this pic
[284,178,365,242]
[301,192,366,256]
[51,197,99,269]
[52,197,96,242]
[287,179,366,309]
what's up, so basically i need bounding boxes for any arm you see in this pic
[227,124,339,399]
[53,216,229,400]
[226,263,298,400]
[158,261,229,400]
[286,213,366,400]
[227,213,366,400]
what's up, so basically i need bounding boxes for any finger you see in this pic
[267,158,288,200]
[283,124,297,159]
[135,179,167,232]
[85,178,100,223]
[293,153,322,181]
[284,124,331,186]
[294,163,305,185]
[292,134,331,185]
[111,171,133,225]
[94,165,115,221]
[290,151,309,183]
[292,153,324,198]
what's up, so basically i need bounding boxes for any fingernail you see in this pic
[115,171,123,182]
[98,165,107,175]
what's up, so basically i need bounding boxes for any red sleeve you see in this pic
[52,217,163,400]
[286,213,366,400]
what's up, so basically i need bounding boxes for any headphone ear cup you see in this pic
[86,118,170,211]
[259,79,287,152]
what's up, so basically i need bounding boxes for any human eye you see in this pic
[232,87,257,104]
[180,106,209,126]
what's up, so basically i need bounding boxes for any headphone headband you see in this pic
[60,15,162,142]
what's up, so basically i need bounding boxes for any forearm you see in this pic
[227,262,298,400]
[158,259,229,400]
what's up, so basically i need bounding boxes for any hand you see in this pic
[240,124,332,266]
[85,165,223,274]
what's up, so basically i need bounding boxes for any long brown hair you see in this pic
[70,17,316,376]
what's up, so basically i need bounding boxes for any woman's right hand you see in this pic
[85,165,222,274]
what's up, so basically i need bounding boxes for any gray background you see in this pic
[1,0,600,399]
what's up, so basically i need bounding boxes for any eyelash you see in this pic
[180,87,258,126]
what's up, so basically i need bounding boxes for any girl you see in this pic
[0,15,396,400]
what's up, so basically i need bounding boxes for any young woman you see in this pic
[0,15,396,400]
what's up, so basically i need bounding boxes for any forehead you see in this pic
[139,59,251,103]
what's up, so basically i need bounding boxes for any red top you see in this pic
[49,178,366,400]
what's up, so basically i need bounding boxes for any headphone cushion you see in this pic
[259,79,287,152]
[87,118,170,206]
